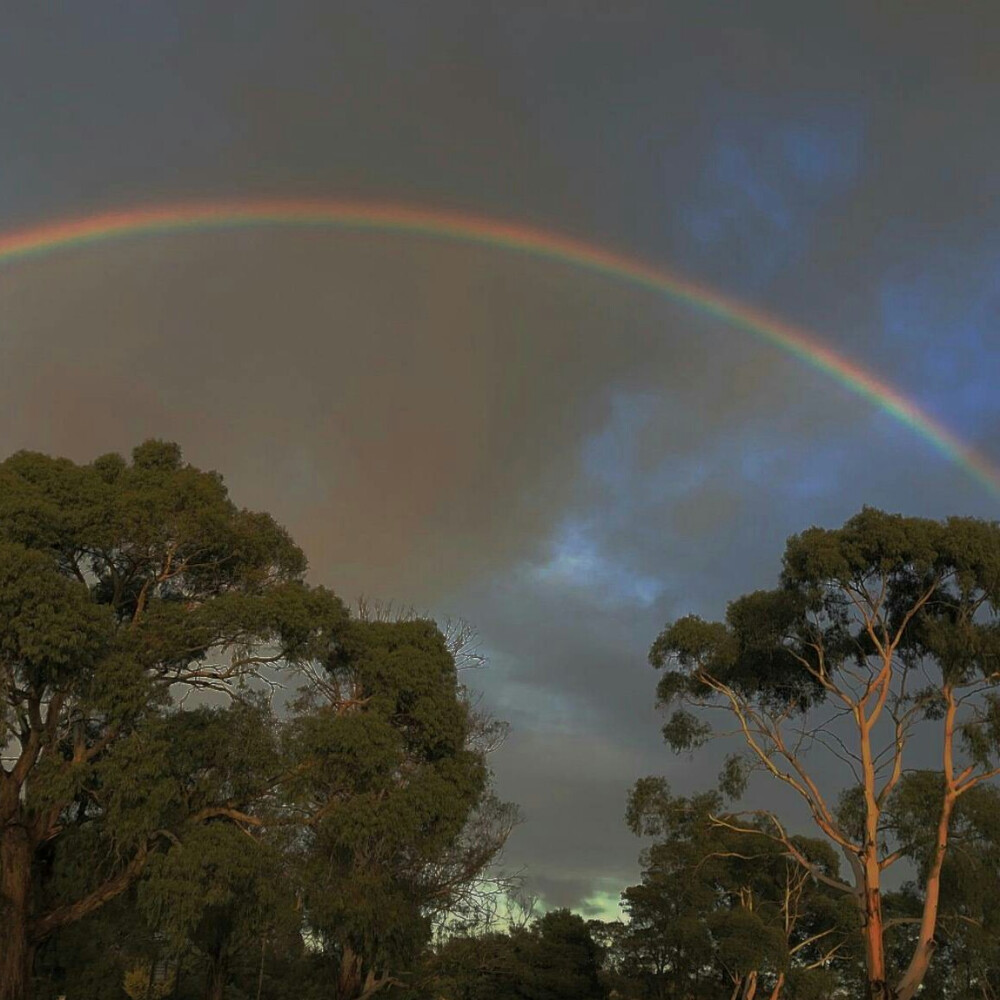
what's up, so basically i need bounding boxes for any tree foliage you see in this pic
[619,779,854,999]
[425,909,605,1000]
[0,442,511,1000]
[650,508,1000,1000]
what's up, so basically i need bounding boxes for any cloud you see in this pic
[3,0,1000,918]
[879,245,1000,443]
[679,104,864,291]
[486,730,659,909]
[531,518,666,608]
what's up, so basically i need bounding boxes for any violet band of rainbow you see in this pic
[1,198,997,500]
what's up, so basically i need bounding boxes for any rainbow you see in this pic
[1,198,997,499]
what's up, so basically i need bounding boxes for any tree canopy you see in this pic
[650,508,1000,1000]
[0,442,511,1000]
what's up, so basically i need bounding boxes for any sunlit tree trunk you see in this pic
[859,685,890,1000]
[860,865,889,1000]
[768,971,785,1000]
[894,692,960,1000]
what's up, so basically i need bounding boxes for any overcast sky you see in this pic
[2,2,999,916]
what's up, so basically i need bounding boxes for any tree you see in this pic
[0,442,514,1000]
[650,508,1000,1000]
[623,781,855,1000]
[132,702,300,1000]
[287,617,515,999]
[0,442,346,1000]
[427,909,606,1000]
[878,778,1000,999]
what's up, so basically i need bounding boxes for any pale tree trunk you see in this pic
[0,826,34,1000]
[335,948,396,1000]
[892,798,953,1000]
[858,688,891,1000]
[768,971,785,1000]
[861,851,890,1000]
[893,692,961,1000]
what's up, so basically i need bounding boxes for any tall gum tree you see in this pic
[0,442,346,1000]
[650,508,1000,1000]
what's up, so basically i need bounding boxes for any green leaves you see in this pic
[651,507,1000,740]
[0,441,310,619]
[138,822,290,952]
[0,540,112,681]
[294,619,489,957]
[660,709,712,753]
[0,441,353,973]
[650,615,732,671]
[429,911,605,1000]
[646,507,1000,997]
[0,440,510,1000]
[718,754,749,800]
[622,779,853,998]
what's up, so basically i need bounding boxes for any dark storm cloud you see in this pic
[3,1,1000,910]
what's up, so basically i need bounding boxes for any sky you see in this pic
[2,1,1000,917]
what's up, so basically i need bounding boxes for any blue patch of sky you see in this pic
[738,437,846,502]
[531,388,831,611]
[679,104,864,292]
[780,121,862,188]
[531,517,666,608]
[580,387,846,516]
[878,247,1000,444]
[580,391,714,507]
[533,373,985,618]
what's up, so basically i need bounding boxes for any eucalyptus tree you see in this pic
[286,617,516,1000]
[0,442,346,1000]
[130,700,302,1000]
[624,781,853,1000]
[650,508,1000,1000]
[426,909,605,1000]
[876,777,1000,999]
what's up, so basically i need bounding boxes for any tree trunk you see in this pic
[203,948,228,1000]
[337,945,363,1000]
[893,698,960,1000]
[768,971,785,1000]
[255,937,266,1000]
[859,705,890,1000]
[0,827,35,1000]
[861,853,890,1000]
[893,824,954,998]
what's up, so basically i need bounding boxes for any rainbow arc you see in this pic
[1,198,996,499]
